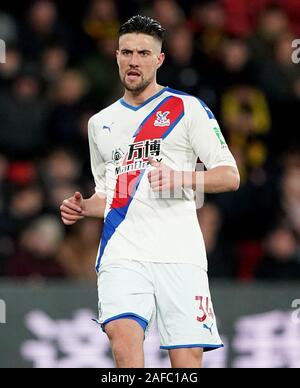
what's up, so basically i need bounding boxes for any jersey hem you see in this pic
[97,257,207,272]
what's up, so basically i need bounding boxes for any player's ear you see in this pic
[116,50,120,66]
[157,52,165,69]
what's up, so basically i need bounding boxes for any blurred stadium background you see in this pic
[0,0,300,368]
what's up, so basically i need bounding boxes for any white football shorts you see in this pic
[96,259,223,351]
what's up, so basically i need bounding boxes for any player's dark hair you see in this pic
[118,15,166,45]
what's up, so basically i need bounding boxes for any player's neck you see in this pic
[123,83,165,107]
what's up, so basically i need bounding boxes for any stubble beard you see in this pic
[121,74,151,95]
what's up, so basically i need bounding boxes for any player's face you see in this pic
[117,33,165,93]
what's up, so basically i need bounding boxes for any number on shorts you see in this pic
[195,296,215,322]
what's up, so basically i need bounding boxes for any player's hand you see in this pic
[60,192,85,225]
[147,157,183,192]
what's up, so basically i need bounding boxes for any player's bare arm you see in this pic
[60,192,107,225]
[192,165,240,193]
[148,158,240,193]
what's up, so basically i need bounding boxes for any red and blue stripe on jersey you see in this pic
[96,95,184,272]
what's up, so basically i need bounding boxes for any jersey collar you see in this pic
[119,86,168,111]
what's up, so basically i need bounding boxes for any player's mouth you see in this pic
[126,70,142,81]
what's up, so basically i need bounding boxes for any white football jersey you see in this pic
[88,87,237,272]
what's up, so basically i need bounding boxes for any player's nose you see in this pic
[129,52,140,66]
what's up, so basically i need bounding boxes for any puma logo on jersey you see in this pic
[102,122,114,132]
[203,322,214,335]
[154,111,170,127]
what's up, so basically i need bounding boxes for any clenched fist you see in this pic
[60,192,85,225]
[147,157,184,192]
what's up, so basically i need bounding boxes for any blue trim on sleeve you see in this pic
[197,98,216,120]
[166,87,190,96]
[160,343,224,352]
[120,87,168,111]
[166,87,216,121]
[101,313,148,332]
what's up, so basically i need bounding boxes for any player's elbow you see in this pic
[228,167,240,192]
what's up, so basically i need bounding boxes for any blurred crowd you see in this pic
[0,0,300,282]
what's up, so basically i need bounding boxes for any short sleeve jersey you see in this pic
[88,87,237,272]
